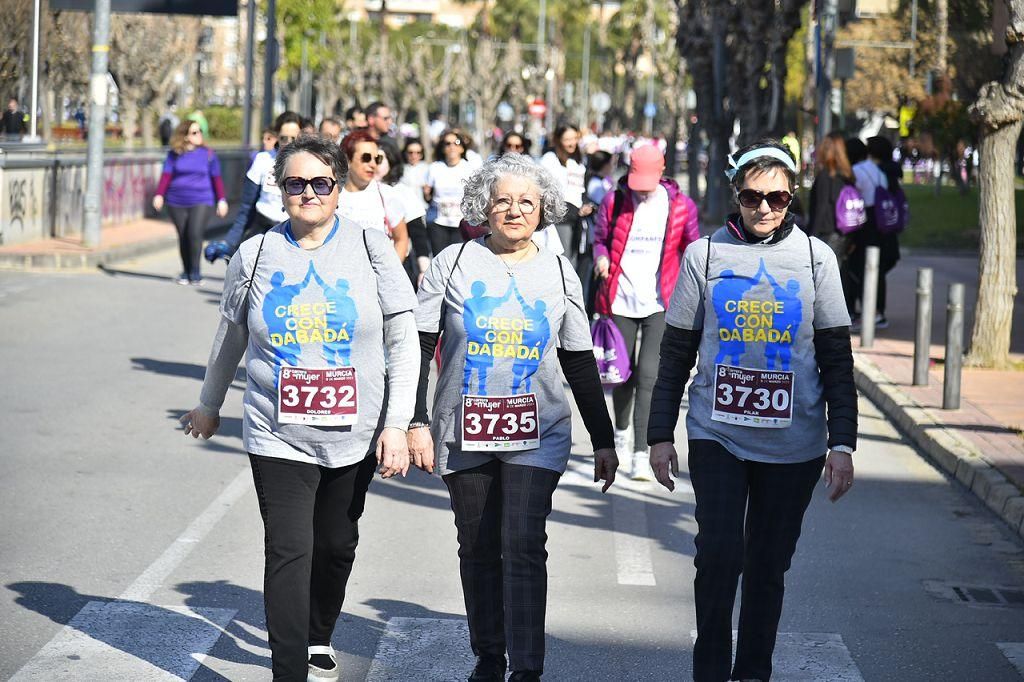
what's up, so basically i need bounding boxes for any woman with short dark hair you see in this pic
[648,140,857,682]
[180,135,419,682]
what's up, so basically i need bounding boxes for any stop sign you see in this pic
[528,99,547,117]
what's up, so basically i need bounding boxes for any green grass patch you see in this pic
[899,184,1024,251]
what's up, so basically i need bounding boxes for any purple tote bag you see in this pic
[591,317,632,386]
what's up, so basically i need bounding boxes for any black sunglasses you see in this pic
[282,176,337,196]
[358,152,385,165]
[737,189,793,211]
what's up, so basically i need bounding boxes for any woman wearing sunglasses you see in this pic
[336,129,410,263]
[152,120,229,285]
[179,136,418,682]
[424,128,475,257]
[647,140,857,682]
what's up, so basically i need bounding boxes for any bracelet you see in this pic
[408,421,430,430]
[830,445,854,455]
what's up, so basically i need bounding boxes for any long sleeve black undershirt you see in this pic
[557,348,615,451]
[647,324,857,450]
[407,216,430,262]
[412,331,615,451]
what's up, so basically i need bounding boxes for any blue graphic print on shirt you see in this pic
[712,257,803,368]
[511,283,551,392]
[263,264,316,374]
[462,280,515,393]
[311,269,358,366]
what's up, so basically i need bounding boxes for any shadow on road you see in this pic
[99,265,225,286]
[132,357,245,385]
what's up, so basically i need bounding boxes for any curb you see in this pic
[0,219,232,271]
[854,352,1024,540]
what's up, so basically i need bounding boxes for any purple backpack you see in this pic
[591,317,631,386]
[835,184,867,235]
[874,185,904,234]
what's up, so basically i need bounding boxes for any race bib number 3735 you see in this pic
[278,366,358,427]
[711,364,793,428]
[461,394,540,451]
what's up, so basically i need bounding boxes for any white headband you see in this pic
[724,147,797,180]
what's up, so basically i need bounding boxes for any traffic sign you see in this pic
[528,99,547,118]
[644,102,657,119]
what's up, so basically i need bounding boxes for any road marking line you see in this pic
[120,467,252,603]
[997,643,1024,676]
[612,493,657,586]
[689,630,864,681]
[10,601,236,681]
[365,617,473,681]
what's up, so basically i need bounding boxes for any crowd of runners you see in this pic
[167,103,858,682]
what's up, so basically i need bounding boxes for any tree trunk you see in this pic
[140,109,155,148]
[966,120,1021,368]
[965,0,1024,368]
[122,99,139,149]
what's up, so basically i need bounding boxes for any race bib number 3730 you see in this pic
[711,364,793,428]
[461,394,540,451]
[278,366,358,427]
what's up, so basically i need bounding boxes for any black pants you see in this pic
[443,461,561,673]
[249,453,376,681]
[611,312,667,449]
[428,222,463,256]
[168,204,213,280]
[688,439,825,682]
[841,223,899,317]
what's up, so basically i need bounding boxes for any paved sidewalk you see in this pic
[854,334,1024,540]
[0,216,231,270]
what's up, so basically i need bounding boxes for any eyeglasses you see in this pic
[737,189,793,211]
[282,176,338,196]
[492,196,538,215]
[358,152,385,165]
[443,139,463,147]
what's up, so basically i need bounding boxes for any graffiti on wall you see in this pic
[103,160,158,226]
[2,173,43,245]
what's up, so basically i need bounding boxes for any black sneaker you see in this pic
[469,653,507,681]
[509,671,541,682]
[875,314,889,329]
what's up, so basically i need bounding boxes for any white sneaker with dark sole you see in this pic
[308,645,340,681]
[631,451,653,481]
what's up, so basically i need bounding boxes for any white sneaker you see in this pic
[631,450,653,481]
[308,645,339,681]
[614,428,633,454]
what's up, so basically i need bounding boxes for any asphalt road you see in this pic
[1,247,1023,681]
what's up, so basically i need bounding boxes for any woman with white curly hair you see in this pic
[407,153,619,682]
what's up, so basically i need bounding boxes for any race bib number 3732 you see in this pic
[711,364,793,428]
[461,394,540,451]
[278,366,358,427]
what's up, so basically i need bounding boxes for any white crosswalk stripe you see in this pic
[689,631,865,681]
[9,601,236,681]
[997,643,1024,677]
[365,617,473,681]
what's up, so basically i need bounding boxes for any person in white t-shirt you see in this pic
[379,138,431,283]
[337,129,409,263]
[592,144,700,480]
[424,129,474,257]
[540,124,592,269]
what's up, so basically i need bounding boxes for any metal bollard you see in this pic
[860,246,880,348]
[913,268,933,385]
[943,283,965,410]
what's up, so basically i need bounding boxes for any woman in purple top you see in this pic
[153,120,228,285]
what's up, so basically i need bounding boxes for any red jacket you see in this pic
[592,177,700,316]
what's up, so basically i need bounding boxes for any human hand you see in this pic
[152,195,165,212]
[216,199,229,218]
[823,450,854,502]
[179,408,219,439]
[594,256,610,279]
[593,447,618,492]
[407,426,435,474]
[579,203,595,217]
[649,442,679,492]
[376,427,410,478]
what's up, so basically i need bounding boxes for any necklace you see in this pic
[490,239,535,277]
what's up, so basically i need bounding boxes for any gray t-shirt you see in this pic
[416,237,592,474]
[221,218,418,467]
[666,226,851,463]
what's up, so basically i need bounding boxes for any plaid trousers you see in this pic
[444,460,561,673]
[688,439,825,682]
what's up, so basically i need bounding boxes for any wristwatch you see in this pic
[830,445,855,455]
